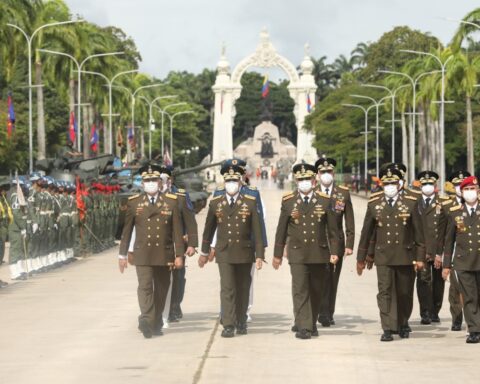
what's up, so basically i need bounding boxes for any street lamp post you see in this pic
[399,49,453,191]
[139,95,178,160]
[361,84,410,163]
[165,110,194,164]
[38,49,124,155]
[342,103,377,194]
[350,94,389,176]
[160,103,188,157]
[7,19,84,173]
[80,69,139,154]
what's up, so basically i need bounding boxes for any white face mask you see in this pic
[384,184,399,198]
[225,181,240,196]
[320,172,333,186]
[144,181,159,195]
[463,190,478,204]
[421,184,435,196]
[298,180,313,193]
[455,186,462,198]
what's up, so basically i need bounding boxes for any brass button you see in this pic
[147,243,151,247]
[304,231,307,234]
[156,235,159,238]
[387,240,391,244]
[236,239,239,242]
[157,227,160,230]
[228,223,231,227]
[148,235,151,238]
[148,219,151,222]
[157,218,160,221]
[387,232,390,235]
[156,243,159,246]
[229,239,232,242]
[304,239,307,242]
[148,227,151,230]
[228,231,231,234]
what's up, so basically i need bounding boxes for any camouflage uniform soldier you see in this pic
[8,179,29,280]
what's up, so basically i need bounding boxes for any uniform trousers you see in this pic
[456,270,480,333]
[449,269,463,326]
[416,261,445,318]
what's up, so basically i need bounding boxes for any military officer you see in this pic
[314,157,354,327]
[445,170,471,331]
[159,165,198,322]
[199,163,264,338]
[414,171,451,325]
[273,163,340,340]
[443,176,480,343]
[357,167,425,341]
[118,164,185,338]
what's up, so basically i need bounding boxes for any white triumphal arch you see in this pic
[211,29,318,164]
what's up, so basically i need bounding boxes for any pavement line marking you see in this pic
[192,318,220,384]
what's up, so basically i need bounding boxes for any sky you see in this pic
[64,0,480,80]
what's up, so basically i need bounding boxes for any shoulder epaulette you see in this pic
[450,204,462,212]
[177,188,186,193]
[337,185,349,191]
[244,194,256,201]
[438,195,450,200]
[371,191,383,197]
[282,192,294,201]
[128,194,140,200]
[212,195,223,201]
[441,199,453,206]
[405,195,418,201]
[315,190,330,199]
[216,187,225,191]
[247,185,257,190]
[368,196,381,204]
[165,193,177,200]
[176,190,186,196]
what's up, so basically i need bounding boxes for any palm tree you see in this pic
[350,42,370,69]
[450,7,480,51]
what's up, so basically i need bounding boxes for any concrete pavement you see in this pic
[0,182,478,384]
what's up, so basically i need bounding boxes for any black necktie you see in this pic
[425,198,431,207]
[150,197,155,205]
[471,207,475,217]
[230,197,235,208]
[388,198,394,207]
[304,196,309,205]
[325,188,330,195]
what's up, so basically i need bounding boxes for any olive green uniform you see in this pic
[0,194,12,264]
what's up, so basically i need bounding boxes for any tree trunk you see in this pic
[401,110,409,170]
[418,105,427,171]
[35,61,46,160]
[466,95,474,174]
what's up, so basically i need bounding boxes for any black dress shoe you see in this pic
[295,329,311,339]
[466,332,480,344]
[399,329,410,339]
[330,318,335,326]
[291,325,298,332]
[381,330,394,342]
[236,323,247,335]
[431,314,440,323]
[420,317,431,325]
[138,319,153,339]
[221,326,235,338]
[451,323,462,331]
[405,323,412,332]
[311,327,319,337]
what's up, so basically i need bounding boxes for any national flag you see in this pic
[68,111,77,144]
[90,123,98,153]
[307,93,312,113]
[261,74,269,98]
[116,125,124,147]
[76,176,86,222]
[7,93,15,139]
[163,146,172,166]
[128,125,135,150]
[16,174,26,207]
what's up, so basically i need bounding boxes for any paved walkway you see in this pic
[0,182,478,384]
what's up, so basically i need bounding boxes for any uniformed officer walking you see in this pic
[273,163,340,340]
[357,167,425,341]
[118,164,185,338]
[199,163,264,338]
[443,175,480,343]
[314,157,354,327]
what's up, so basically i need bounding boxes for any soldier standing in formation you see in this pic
[357,167,425,341]
[199,163,264,338]
[443,176,480,343]
[0,180,12,287]
[273,163,340,339]
[118,164,185,338]
[314,157,354,327]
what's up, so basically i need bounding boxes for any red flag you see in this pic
[90,124,98,153]
[76,176,86,222]
[69,111,77,144]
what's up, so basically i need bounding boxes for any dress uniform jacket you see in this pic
[173,187,198,248]
[119,192,185,265]
[358,194,426,265]
[274,190,340,262]
[201,194,265,263]
[418,195,451,257]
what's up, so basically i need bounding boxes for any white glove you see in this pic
[32,223,39,234]
[20,229,27,236]
[53,224,58,230]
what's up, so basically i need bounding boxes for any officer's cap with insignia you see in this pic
[139,163,162,180]
[292,163,316,180]
[417,170,439,185]
[460,175,479,190]
[223,158,247,172]
[221,162,245,181]
[379,167,402,184]
[449,170,471,186]
[381,162,407,179]
[315,157,337,172]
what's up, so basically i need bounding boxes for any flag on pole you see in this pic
[68,111,77,144]
[7,93,15,139]
[163,146,172,166]
[16,174,27,207]
[261,74,269,98]
[90,123,98,153]
[307,94,312,113]
[128,125,135,150]
[116,125,124,147]
[76,176,86,222]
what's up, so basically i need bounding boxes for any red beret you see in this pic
[460,176,478,190]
